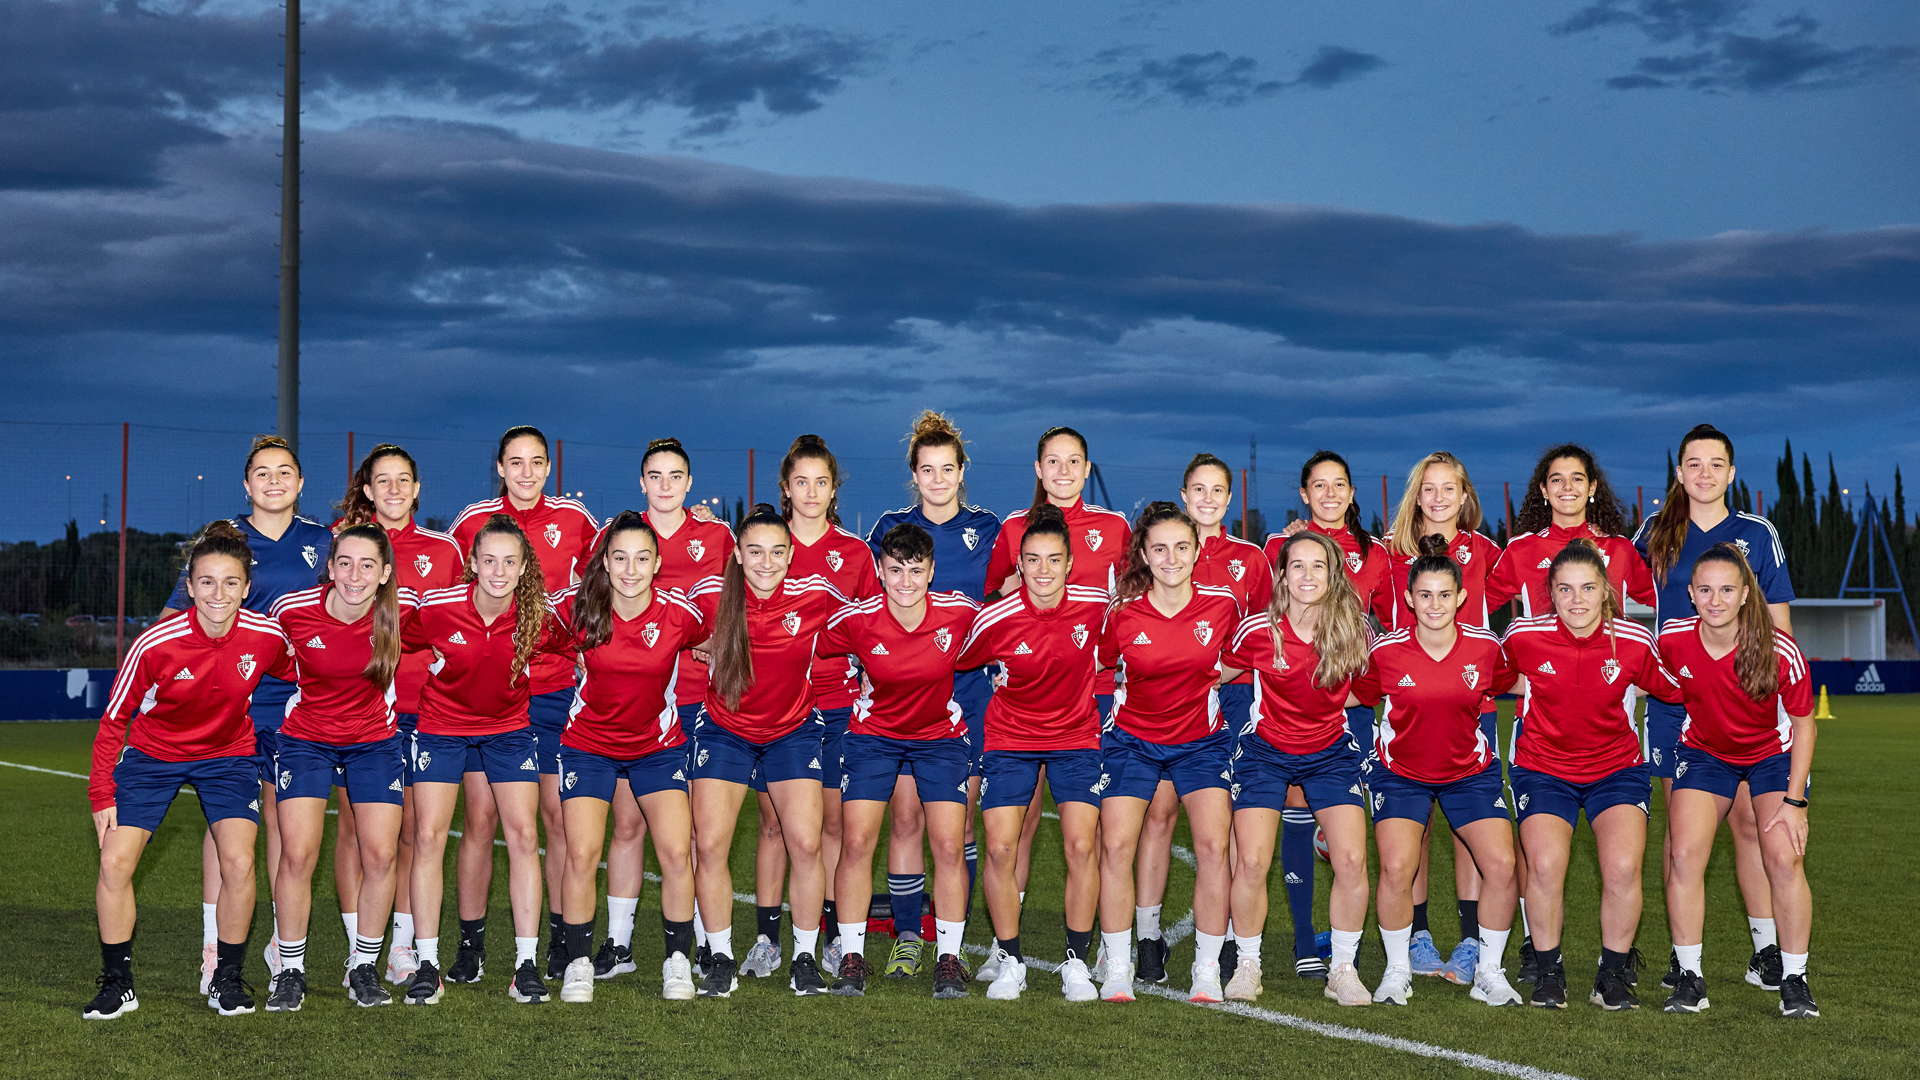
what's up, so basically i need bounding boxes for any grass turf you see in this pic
[2,697,1916,1080]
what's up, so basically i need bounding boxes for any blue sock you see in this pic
[888,873,925,939]
[1280,808,1318,957]
[964,842,979,921]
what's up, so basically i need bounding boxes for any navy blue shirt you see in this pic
[1633,508,1794,629]
[865,502,1002,603]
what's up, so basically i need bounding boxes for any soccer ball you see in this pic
[1313,825,1330,862]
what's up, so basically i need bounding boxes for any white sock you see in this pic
[515,936,537,965]
[608,896,639,950]
[1237,932,1262,961]
[1478,927,1511,973]
[694,902,707,948]
[1101,930,1131,968]
[1675,942,1703,976]
[1017,890,1025,906]
[417,936,440,969]
[838,921,868,959]
[391,912,415,949]
[352,935,384,968]
[280,936,308,973]
[1194,930,1225,968]
[936,918,965,959]
[709,925,734,960]
[1330,928,1362,969]
[1749,917,1778,951]
[1225,920,1237,943]
[1135,904,1162,941]
[1517,898,1531,938]
[792,924,819,959]
[342,911,357,943]
[1380,924,1412,973]
[1782,950,1808,978]
[202,902,219,946]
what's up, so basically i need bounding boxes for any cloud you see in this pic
[1083,44,1384,106]
[1292,46,1388,89]
[1552,1,1917,92]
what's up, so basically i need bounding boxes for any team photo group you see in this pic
[82,411,1819,1025]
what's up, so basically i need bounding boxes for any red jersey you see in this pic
[956,586,1108,752]
[816,592,980,741]
[1194,532,1274,687]
[90,610,297,810]
[383,519,463,715]
[642,510,737,714]
[271,584,422,745]
[789,523,881,711]
[551,586,707,759]
[1265,522,1390,617]
[1503,615,1679,782]
[1097,585,1240,745]
[984,498,1130,695]
[403,584,573,737]
[452,494,599,695]
[1485,523,1657,619]
[1224,611,1363,755]
[1376,530,1503,630]
[1657,619,1813,766]
[1353,625,1516,784]
[689,574,848,744]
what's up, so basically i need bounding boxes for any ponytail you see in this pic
[338,444,419,527]
[1695,543,1778,702]
[1407,533,1463,592]
[461,514,548,682]
[779,434,843,525]
[1267,531,1368,688]
[329,523,402,688]
[1022,503,1071,551]
[1647,424,1734,585]
[1113,502,1196,604]
[1031,426,1089,510]
[710,505,790,711]
[573,510,658,652]
[1300,450,1371,553]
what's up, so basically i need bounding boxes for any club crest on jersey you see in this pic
[538,522,559,549]
[1461,664,1479,690]
[933,627,952,653]
[962,526,980,551]
[825,549,844,573]
[414,553,434,577]
[1346,551,1364,573]
[1193,620,1214,647]
[302,545,318,568]
[687,539,706,561]
[1733,538,1751,558]
[237,654,257,679]
[1072,624,1089,649]
[1227,558,1246,581]
[1601,658,1622,684]
[1085,528,1104,552]
[1454,544,1472,565]
[782,611,802,636]
[641,622,660,648]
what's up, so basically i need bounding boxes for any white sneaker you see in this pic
[739,935,783,978]
[1099,953,1135,1002]
[342,954,354,989]
[262,939,283,980]
[386,945,419,987]
[821,937,843,978]
[661,952,696,1000]
[1224,957,1263,1001]
[1373,965,1414,1005]
[1325,962,1371,1006]
[1470,965,1524,1006]
[1060,957,1098,1002]
[975,942,1004,983]
[199,943,217,995]
[1189,959,1225,1003]
[560,957,595,1003]
[985,951,1027,1000]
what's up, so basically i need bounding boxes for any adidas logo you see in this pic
[1014,642,1033,655]
[448,631,468,645]
[808,757,822,771]
[249,799,260,812]
[172,667,194,681]
[520,758,537,771]
[1494,796,1507,810]
[1537,661,1556,675]
[305,636,326,649]
[388,778,402,792]
[1132,631,1152,646]
[672,769,686,782]
[870,644,890,656]
[1284,872,1302,884]
[1536,557,1552,569]
[1397,674,1415,687]
[1678,665,1692,678]
[1855,663,1885,693]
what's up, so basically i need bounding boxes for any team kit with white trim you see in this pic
[82,416,1822,1023]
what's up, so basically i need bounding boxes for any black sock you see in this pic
[563,921,594,964]
[1001,935,1022,961]
[756,905,782,943]
[1600,947,1632,972]
[1411,902,1429,935]
[1457,900,1479,944]
[215,938,246,974]
[822,899,837,929]
[548,909,564,943]
[460,917,487,952]
[1064,926,1093,963]
[102,939,133,977]
[664,917,694,959]
[1539,945,1563,971]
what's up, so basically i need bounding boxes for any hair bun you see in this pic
[646,437,685,452]
[1029,503,1068,529]
[200,519,247,543]
[790,434,829,451]
[1416,532,1451,558]
[912,411,959,438]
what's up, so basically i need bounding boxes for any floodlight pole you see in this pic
[277,0,301,454]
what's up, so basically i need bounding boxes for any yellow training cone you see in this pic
[1814,685,1834,720]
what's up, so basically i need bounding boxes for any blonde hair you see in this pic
[1387,452,1484,558]
[1269,531,1369,688]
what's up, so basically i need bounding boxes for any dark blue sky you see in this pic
[3,0,1917,539]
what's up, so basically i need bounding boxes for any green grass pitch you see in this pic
[2,698,1915,1080]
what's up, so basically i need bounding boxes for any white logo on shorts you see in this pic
[416,751,431,771]
[389,778,403,792]
[564,771,577,790]
[1091,772,1111,794]
[1650,747,1662,766]
[1373,791,1385,812]
[1494,796,1506,810]
[840,773,850,792]
[1675,760,1688,779]
[672,769,686,782]
[1284,872,1301,884]
[697,749,709,767]
[808,757,822,771]
[1230,782,1242,800]
[1517,793,1530,811]
[278,770,292,790]
[520,758,537,771]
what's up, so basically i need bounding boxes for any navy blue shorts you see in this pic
[1481,706,1500,761]
[395,713,420,785]
[954,667,993,776]
[842,732,971,805]
[1100,725,1232,801]
[760,706,849,793]
[528,688,573,777]
[1370,759,1510,828]
[1344,705,1375,759]
[251,727,280,789]
[1230,730,1367,813]
[691,712,825,787]
[276,734,406,806]
[1218,682,1254,743]
[677,701,704,743]
[1644,699,1683,779]
[1673,745,1792,799]
[112,748,260,833]
[1510,763,1650,827]
[980,748,1103,811]
[410,728,541,786]
[558,745,690,801]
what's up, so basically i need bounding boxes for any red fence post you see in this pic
[1381,475,1389,529]
[1637,485,1644,521]
[117,422,128,663]
[1757,490,1765,516]
[347,430,355,490]
[556,439,564,496]
[748,449,756,510]
[1241,469,1250,538]
[1503,481,1513,534]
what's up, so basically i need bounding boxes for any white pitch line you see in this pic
[0,758,88,780]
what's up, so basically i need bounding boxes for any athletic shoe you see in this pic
[446,945,485,984]
[1372,965,1413,1005]
[975,944,1003,984]
[341,953,354,989]
[385,944,419,987]
[264,968,306,1013]
[560,957,594,1003]
[509,959,549,1003]
[1747,944,1783,991]
[1516,938,1539,985]
[592,940,636,980]
[1099,952,1135,1003]
[1188,959,1225,1004]
[1218,937,1238,979]
[698,953,739,998]
[1663,970,1709,1013]
[1408,930,1445,977]
[789,952,828,996]
[545,936,566,981]
[1324,961,1370,1006]
[1470,966,1524,1006]
[1778,973,1819,1018]
[822,937,844,978]
[207,967,256,1016]
[1660,947,1681,989]
[1590,965,1637,1011]
[740,935,783,978]
[831,952,870,997]
[1440,938,1480,986]
[1530,966,1567,1009]
[933,953,970,999]
[1295,954,1329,981]
[661,953,697,1000]
[84,971,138,1020]
[199,943,217,995]
[348,962,391,1007]
[1135,936,1169,985]
[693,943,711,978]
[1621,946,1643,987]
[885,935,927,979]
[262,938,282,980]
[1225,957,1263,1001]
[985,951,1027,1000]
[403,960,443,1005]
[1061,957,1098,1002]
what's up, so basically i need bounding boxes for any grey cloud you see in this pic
[1552,2,1916,92]
[1084,44,1384,106]
[1550,0,1750,45]
[1292,46,1387,89]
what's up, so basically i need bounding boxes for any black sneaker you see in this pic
[545,937,566,981]
[447,945,485,984]
[509,959,549,1003]
[789,952,828,996]
[265,968,307,1012]
[207,967,256,1016]
[1621,946,1643,987]
[933,953,969,999]
[1516,938,1539,985]
[404,960,444,1005]
[1746,944,1783,991]
[1295,953,1329,981]
[1663,970,1709,1013]
[1661,947,1681,989]
[1778,973,1819,1018]
[1137,936,1169,985]
[1530,966,1567,1009]
[1217,937,1238,978]
[694,943,712,979]
[831,952,870,997]
[593,940,636,980]
[83,971,138,1020]
[1591,965,1638,1011]
[348,962,392,1007]
[698,953,738,998]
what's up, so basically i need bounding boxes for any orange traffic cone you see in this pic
[1814,685,1834,720]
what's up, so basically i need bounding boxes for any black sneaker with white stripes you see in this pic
[1778,973,1819,1018]
[693,944,712,979]
[1661,948,1681,989]
[1747,945,1783,991]
[265,968,307,1012]
[698,953,738,998]
[509,959,549,1003]
[348,962,392,1007]
[207,967,256,1016]
[447,945,485,984]
[790,952,828,996]
[593,940,636,980]
[83,971,138,1020]
[1591,965,1638,1011]
[1137,937,1170,985]
[1295,953,1329,981]
[1663,970,1709,1013]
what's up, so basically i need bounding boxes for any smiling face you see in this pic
[641,451,692,514]
[329,535,392,610]
[1143,519,1197,592]
[496,435,550,509]
[1019,532,1071,604]
[1035,434,1089,505]
[881,553,932,610]
[1181,464,1232,530]
[188,553,250,631]
[1282,539,1334,609]
[734,522,792,599]
[913,444,963,511]
[1418,462,1464,530]
[1550,560,1607,634]
[470,532,528,601]
[1541,455,1593,527]
[245,448,303,515]
[1301,460,1353,529]
[364,454,419,528]
[604,529,658,601]
[1679,437,1733,510]
[1406,569,1464,632]
[782,456,835,524]
[1689,559,1748,630]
